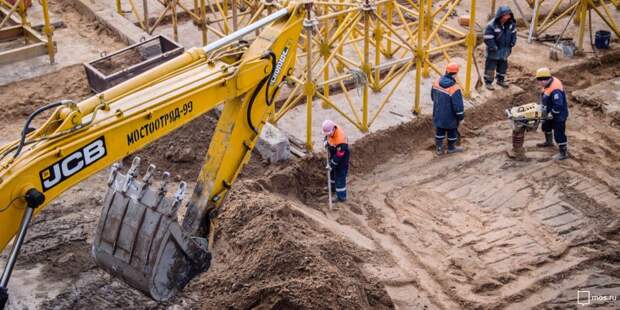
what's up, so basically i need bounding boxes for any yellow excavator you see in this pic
[0,2,309,306]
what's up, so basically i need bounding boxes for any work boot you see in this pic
[485,83,495,90]
[496,80,509,88]
[553,145,568,160]
[435,140,444,155]
[536,132,554,147]
[447,141,464,153]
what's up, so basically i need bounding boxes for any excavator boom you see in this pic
[0,4,304,303]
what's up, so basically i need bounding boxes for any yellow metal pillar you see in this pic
[576,0,587,51]
[336,0,345,73]
[17,0,28,24]
[232,0,238,31]
[386,0,394,58]
[373,2,383,91]
[422,0,432,78]
[322,3,330,102]
[41,0,55,64]
[361,0,372,131]
[116,0,123,15]
[414,0,425,115]
[171,0,179,42]
[18,0,29,45]
[200,0,207,45]
[223,0,230,34]
[464,0,476,98]
[143,0,149,32]
[304,3,316,150]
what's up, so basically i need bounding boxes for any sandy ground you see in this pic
[1,49,619,309]
[1,2,620,309]
[0,0,126,86]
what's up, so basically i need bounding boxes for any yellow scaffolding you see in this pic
[115,0,476,150]
[0,0,55,64]
[115,0,274,45]
[519,0,620,50]
[271,0,476,149]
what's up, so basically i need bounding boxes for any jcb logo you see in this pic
[39,137,107,191]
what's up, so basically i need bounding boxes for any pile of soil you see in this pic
[0,65,90,121]
[93,49,144,76]
[185,181,393,309]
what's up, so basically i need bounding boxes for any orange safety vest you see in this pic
[432,79,460,96]
[543,77,563,96]
[328,126,347,147]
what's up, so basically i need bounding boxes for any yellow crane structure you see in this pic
[0,2,305,304]
[0,0,55,64]
[115,0,479,150]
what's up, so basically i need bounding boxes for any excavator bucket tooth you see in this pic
[92,159,211,301]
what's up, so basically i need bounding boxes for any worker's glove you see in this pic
[547,113,554,121]
[323,138,329,149]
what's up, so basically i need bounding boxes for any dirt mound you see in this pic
[266,89,535,202]
[185,181,393,309]
[127,111,270,182]
[0,65,90,121]
[126,112,219,181]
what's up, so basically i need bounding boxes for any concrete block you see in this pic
[68,0,148,45]
[256,123,290,163]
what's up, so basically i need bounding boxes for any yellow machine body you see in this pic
[0,3,304,300]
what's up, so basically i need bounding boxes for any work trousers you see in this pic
[542,120,567,146]
[436,127,458,147]
[484,58,508,84]
[330,165,348,201]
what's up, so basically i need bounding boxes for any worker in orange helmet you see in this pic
[322,120,350,203]
[431,62,465,155]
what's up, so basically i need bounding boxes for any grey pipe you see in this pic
[203,8,289,53]
[0,207,34,288]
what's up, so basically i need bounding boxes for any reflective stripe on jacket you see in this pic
[431,74,464,129]
[327,126,350,168]
[484,6,517,60]
[541,77,569,122]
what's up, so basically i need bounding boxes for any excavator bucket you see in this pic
[92,157,211,301]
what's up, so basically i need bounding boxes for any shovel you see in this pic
[326,154,333,211]
[472,52,484,90]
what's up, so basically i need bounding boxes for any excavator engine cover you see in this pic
[92,158,211,301]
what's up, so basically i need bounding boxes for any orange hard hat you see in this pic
[446,62,459,74]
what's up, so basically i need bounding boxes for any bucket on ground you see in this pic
[595,30,611,49]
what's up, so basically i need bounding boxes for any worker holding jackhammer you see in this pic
[322,120,350,203]
[483,5,517,90]
[432,63,465,155]
[535,67,569,160]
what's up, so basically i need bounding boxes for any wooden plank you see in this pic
[0,41,46,64]
[0,24,22,41]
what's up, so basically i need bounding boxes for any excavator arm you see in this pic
[0,3,304,303]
